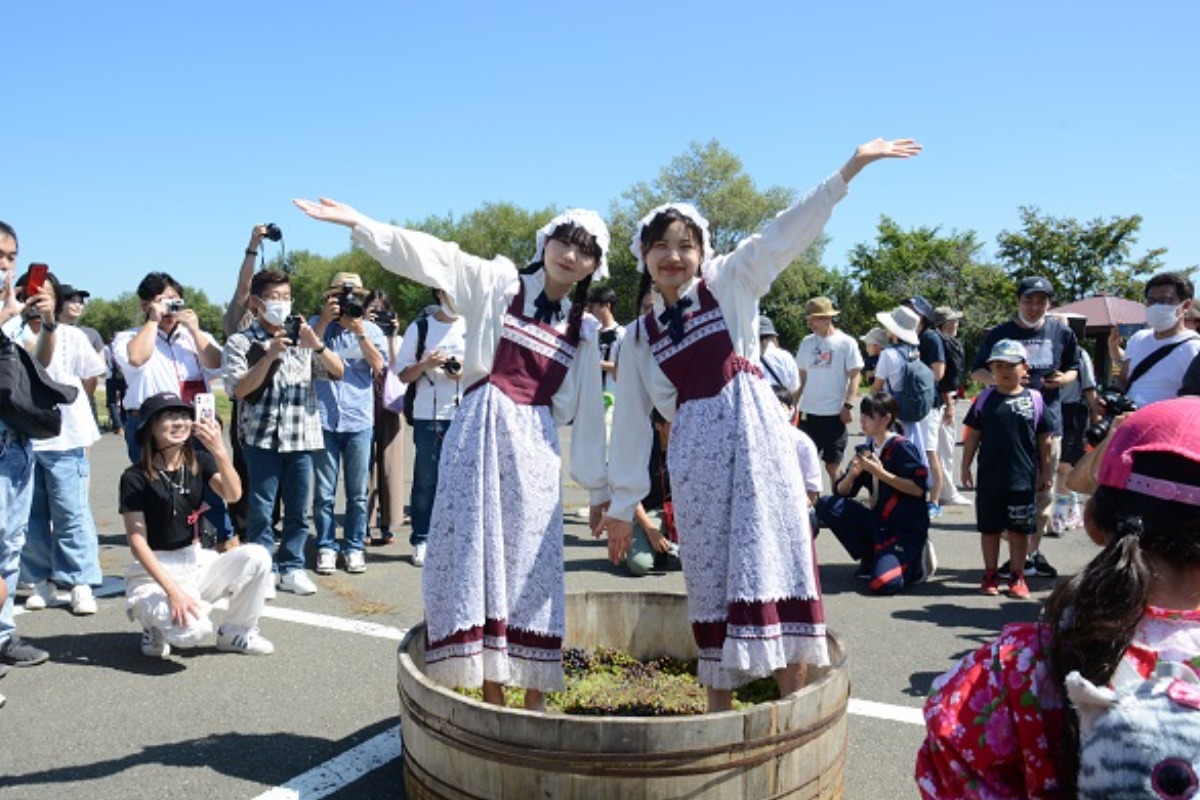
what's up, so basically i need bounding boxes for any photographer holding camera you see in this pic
[1109,271,1200,408]
[310,273,387,576]
[223,269,344,595]
[395,287,466,566]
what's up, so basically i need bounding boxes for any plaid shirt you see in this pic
[222,322,330,452]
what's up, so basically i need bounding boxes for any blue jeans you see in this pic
[0,434,35,646]
[243,445,314,575]
[410,419,451,546]
[126,421,233,542]
[21,448,101,587]
[313,428,372,554]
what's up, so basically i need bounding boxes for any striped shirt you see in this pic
[222,322,329,452]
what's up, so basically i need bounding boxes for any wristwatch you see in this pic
[843,402,853,410]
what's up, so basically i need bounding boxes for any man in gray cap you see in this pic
[757,315,800,399]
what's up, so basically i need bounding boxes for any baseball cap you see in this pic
[987,339,1028,364]
[59,284,90,300]
[1096,397,1200,507]
[1018,276,1054,298]
[928,306,963,327]
[906,295,934,320]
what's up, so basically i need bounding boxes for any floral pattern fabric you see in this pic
[916,607,1200,799]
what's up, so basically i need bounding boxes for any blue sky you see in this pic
[5,2,1198,305]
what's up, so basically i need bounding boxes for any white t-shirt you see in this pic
[761,343,801,394]
[1124,329,1200,407]
[394,314,468,422]
[25,324,105,451]
[789,426,822,497]
[113,325,216,409]
[796,329,864,415]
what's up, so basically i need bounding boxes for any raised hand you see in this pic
[293,197,362,228]
[841,138,923,183]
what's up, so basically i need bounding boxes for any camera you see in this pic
[444,356,462,377]
[263,223,283,242]
[335,283,365,319]
[854,443,872,456]
[373,309,397,337]
[284,314,304,344]
[164,299,186,314]
[1085,389,1137,448]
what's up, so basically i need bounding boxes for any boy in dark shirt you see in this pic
[961,340,1053,599]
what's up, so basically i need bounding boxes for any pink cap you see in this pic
[1096,397,1200,506]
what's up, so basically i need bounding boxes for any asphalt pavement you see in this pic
[0,403,1100,799]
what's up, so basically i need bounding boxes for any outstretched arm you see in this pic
[839,138,923,184]
[293,197,364,229]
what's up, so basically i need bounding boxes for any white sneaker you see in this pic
[23,581,57,611]
[70,585,97,615]
[917,539,938,584]
[217,626,275,655]
[141,627,171,659]
[345,550,366,574]
[315,548,337,575]
[278,570,317,596]
[412,542,427,567]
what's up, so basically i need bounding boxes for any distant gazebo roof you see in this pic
[1053,294,1145,333]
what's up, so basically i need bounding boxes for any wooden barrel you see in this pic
[397,591,848,799]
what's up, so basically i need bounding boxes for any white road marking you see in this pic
[250,725,402,800]
[257,606,408,641]
[849,697,925,726]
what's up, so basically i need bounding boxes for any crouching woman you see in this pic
[120,392,274,658]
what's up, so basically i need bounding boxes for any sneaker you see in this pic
[940,493,973,507]
[412,542,427,567]
[315,548,337,575]
[927,502,943,519]
[23,581,58,611]
[916,539,938,584]
[141,627,171,659]
[1006,575,1032,599]
[278,569,318,596]
[1028,552,1058,579]
[70,585,97,616]
[217,626,275,655]
[0,636,50,667]
[980,570,1001,596]
[345,550,367,574]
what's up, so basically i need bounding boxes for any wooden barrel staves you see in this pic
[397,591,849,799]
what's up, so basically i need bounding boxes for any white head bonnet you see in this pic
[629,202,714,272]
[532,208,611,281]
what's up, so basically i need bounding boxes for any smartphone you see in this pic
[193,392,216,424]
[25,263,48,296]
[284,315,304,344]
[1117,322,1146,338]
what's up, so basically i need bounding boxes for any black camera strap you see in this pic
[1127,334,1199,389]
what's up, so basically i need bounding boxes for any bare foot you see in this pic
[482,680,506,707]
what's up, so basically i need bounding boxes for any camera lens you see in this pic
[264,223,282,242]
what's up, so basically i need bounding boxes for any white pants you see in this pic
[936,405,964,501]
[125,543,272,636]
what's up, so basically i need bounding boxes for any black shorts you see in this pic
[976,488,1037,535]
[1060,403,1090,466]
[799,413,848,465]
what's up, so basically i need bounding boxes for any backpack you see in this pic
[402,313,431,426]
[888,344,937,422]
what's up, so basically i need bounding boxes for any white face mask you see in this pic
[1017,311,1045,329]
[261,300,291,326]
[1145,302,1181,333]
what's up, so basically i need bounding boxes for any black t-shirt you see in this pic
[964,387,1051,493]
[119,451,218,551]
[918,329,946,407]
[971,318,1079,434]
[937,333,965,395]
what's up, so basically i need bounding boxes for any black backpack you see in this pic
[401,313,430,426]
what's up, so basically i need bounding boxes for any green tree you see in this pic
[608,139,832,348]
[995,207,1171,301]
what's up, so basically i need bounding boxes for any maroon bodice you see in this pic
[468,279,578,406]
[643,281,761,405]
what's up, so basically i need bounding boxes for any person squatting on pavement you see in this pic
[120,392,275,659]
[816,392,934,595]
[222,269,345,597]
[598,138,922,712]
[296,197,611,713]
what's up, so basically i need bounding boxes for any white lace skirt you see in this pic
[670,371,829,689]
[421,384,566,692]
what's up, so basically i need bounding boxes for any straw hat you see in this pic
[805,296,839,318]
